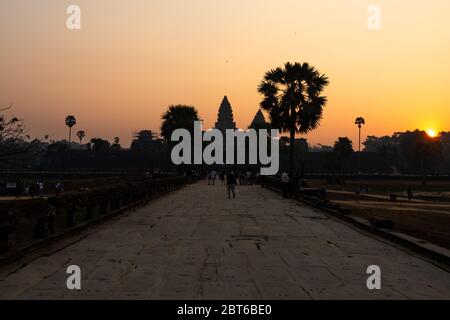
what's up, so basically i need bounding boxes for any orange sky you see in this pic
[1,0,449,146]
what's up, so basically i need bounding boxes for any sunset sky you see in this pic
[1,0,449,146]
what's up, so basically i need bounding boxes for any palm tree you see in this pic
[160,105,200,142]
[65,115,77,143]
[333,137,354,172]
[334,137,354,157]
[77,130,86,144]
[258,62,329,176]
[355,117,365,152]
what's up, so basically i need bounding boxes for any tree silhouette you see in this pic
[77,130,86,144]
[160,105,200,143]
[1,105,24,143]
[0,103,33,162]
[90,138,110,152]
[416,137,443,178]
[65,115,77,143]
[398,130,444,176]
[333,137,354,171]
[258,62,329,176]
[334,137,354,158]
[355,117,365,152]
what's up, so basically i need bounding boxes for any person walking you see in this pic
[226,171,237,199]
[281,172,290,199]
[29,182,37,199]
[210,170,217,186]
[246,171,253,185]
[38,181,45,198]
[219,171,225,186]
[239,172,245,186]
[407,188,413,201]
[15,180,23,199]
[184,171,190,186]
[255,172,261,185]
[55,182,64,196]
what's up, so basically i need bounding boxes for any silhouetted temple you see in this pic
[214,95,268,131]
[215,96,237,133]
[3,91,443,175]
[250,109,267,129]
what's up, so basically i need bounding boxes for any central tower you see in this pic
[215,96,237,134]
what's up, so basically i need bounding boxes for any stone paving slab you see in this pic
[1,182,450,300]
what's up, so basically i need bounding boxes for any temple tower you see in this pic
[250,109,267,129]
[215,96,237,134]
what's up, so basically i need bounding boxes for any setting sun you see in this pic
[426,129,438,138]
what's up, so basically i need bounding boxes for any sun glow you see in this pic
[426,129,438,138]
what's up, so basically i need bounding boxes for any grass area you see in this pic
[301,178,450,249]
[326,189,450,249]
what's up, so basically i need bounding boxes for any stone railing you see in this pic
[0,176,185,259]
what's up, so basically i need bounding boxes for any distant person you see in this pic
[300,179,309,189]
[281,172,290,198]
[29,182,37,199]
[185,170,192,186]
[321,185,327,199]
[294,174,301,191]
[24,184,30,197]
[355,184,363,202]
[55,182,64,196]
[246,171,252,185]
[239,172,245,186]
[184,171,189,186]
[255,172,261,185]
[226,171,237,199]
[219,171,225,186]
[38,181,45,197]
[15,180,23,199]
[191,171,198,183]
[210,170,217,186]
[207,171,212,185]
[407,188,413,201]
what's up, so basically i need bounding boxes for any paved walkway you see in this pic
[1,182,449,300]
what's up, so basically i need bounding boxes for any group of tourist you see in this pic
[203,169,330,201]
[206,169,263,199]
[184,170,199,186]
[13,180,45,198]
[207,170,261,187]
[13,180,64,199]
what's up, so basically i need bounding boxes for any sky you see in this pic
[1,0,450,147]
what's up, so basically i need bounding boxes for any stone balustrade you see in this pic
[0,176,185,257]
